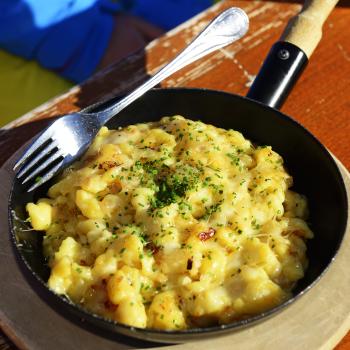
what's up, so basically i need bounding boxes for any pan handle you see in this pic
[246,0,339,110]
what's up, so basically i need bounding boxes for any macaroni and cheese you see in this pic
[26,116,313,330]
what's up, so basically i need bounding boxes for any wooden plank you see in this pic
[1,1,349,170]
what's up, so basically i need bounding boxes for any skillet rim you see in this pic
[8,87,348,343]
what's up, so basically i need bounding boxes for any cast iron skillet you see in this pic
[8,1,348,345]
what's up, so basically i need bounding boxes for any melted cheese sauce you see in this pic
[27,116,313,330]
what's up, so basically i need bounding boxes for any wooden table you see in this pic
[1,1,349,349]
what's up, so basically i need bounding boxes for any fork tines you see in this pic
[14,136,64,192]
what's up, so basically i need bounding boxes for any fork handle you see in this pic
[94,7,249,124]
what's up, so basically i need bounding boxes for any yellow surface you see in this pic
[0,50,73,127]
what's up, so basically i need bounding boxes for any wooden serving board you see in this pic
[0,149,349,350]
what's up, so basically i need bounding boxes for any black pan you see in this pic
[8,2,348,345]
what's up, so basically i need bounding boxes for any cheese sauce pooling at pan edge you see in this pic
[26,115,313,330]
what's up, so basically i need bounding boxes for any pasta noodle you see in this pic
[26,116,313,329]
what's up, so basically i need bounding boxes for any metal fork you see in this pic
[14,7,249,192]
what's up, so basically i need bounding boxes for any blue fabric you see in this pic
[130,0,212,31]
[0,0,212,83]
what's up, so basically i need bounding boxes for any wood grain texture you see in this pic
[1,1,349,170]
[1,0,349,348]
[281,0,339,58]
